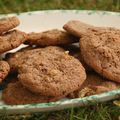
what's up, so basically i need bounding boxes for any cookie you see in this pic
[2,81,63,105]
[63,20,96,37]
[18,46,86,97]
[0,16,20,34]
[25,29,79,46]
[6,46,64,72]
[0,30,27,54]
[69,72,120,98]
[0,61,10,83]
[80,27,120,82]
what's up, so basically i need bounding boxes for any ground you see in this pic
[0,0,120,120]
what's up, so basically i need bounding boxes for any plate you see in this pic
[0,10,120,114]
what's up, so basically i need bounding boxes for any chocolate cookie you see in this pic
[18,46,86,97]
[6,46,64,72]
[0,61,10,83]
[69,72,120,98]
[63,20,96,37]
[80,27,120,82]
[0,30,27,54]
[2,81,63,105]
[0,16,20,34]
[25,29,79,46]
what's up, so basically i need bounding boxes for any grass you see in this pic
[0,102,120,120]
[0,0,120,120]
[0,0,119,14]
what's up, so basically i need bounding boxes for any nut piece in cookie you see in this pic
[61,44,92,72]
[69,72,120,98]
[18,46,86,97]
[80,27,120,82]
[2,81,63,105]
[25,29,79,46]
[6,46,64,72]
[0,30,27,54]
[0,16,20,34]
[0,61,10,83]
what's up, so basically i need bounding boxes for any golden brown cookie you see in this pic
[69,72,120,98]
[25,29,79,46]
[2,81,63,105]
[0,30,27,54]
[0,16,20,34]
[18,46,86,97]
[0,61,10,83]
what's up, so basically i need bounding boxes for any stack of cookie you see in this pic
[0,16,120,105]
[0,17,27,84]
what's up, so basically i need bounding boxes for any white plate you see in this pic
[0,10,120,114]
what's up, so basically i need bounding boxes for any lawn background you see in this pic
[0,0,120,120]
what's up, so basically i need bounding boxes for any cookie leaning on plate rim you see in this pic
[18,46,86,97]
[63,20,120,83]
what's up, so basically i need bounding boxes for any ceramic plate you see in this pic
[0,10,120,114]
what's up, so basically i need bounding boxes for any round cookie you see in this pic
[0,61,10,83]
[6,46,64,72]
[0,16,20,34]
[25,29,79,46]
[69,72,120,98]
[80,27,120,83]
[2,81,63,105]
[0,30,27,54]
[18,46,86,97]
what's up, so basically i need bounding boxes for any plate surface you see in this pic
[0,10,120,114]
